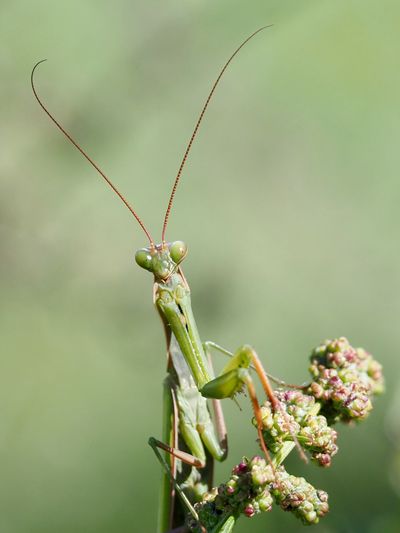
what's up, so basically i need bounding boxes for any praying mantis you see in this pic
[31,27,293,533]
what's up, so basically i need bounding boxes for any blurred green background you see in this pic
[1,1,400,531]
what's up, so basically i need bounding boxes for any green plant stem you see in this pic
[272,440,297,467]
[158,378,174,533]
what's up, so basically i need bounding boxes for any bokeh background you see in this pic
[1,1,400,532]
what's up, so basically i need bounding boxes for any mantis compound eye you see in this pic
[135,249,153,272]
[169,241,188,264]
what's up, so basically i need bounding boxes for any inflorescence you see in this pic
[308,337,384,423]
[189,338,383,531]
[189,456,329,531]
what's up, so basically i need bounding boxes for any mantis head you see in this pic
[135,241,188,280]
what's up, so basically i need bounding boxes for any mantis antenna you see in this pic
[161,25,272,243]
[31,60,155,246]
[32,26,271,246]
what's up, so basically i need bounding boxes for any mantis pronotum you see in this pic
[32,27,300,533]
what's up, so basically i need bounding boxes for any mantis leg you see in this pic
[201,344,307,463]
[203,341,306,389]
[149,437,205,469]
[201,344,274,464]
[150,435,237,533]
[149,436,200,523]
[168,334,226,463]
[203,345,228,461]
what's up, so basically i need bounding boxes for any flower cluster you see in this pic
[189,456,329,531]
[189,456,274,531]
[308,337,384,423]
[256,390,338,467]
[271,467,329,525]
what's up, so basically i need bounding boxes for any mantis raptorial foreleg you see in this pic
[169,335,228,463]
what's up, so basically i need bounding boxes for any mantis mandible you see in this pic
[32,26,298,532]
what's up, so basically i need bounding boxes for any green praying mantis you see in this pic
[31,27,298,533]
